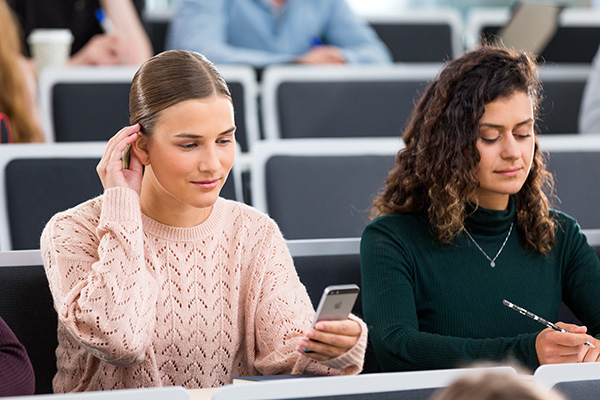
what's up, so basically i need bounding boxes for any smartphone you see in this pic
[304,284,360,353]
[121,144,132,170]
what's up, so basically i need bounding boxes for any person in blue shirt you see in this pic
[166,0,392,67]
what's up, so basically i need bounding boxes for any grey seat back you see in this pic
[251,139,401,239]
[262,65,441,141]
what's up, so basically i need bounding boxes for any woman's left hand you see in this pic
[297,319,361,361]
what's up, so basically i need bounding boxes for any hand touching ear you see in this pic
[97,124,144,194]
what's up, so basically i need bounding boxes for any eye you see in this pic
[217,134,234,145]
[178,143,197,149]
[513,127,532,139]
[479,126,501,143]
[480,137,500,144]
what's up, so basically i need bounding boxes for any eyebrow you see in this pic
[479,118,534,129]
[173,127,236,139]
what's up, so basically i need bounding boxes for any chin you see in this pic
[190,194,220,209]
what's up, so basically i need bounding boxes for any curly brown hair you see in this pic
[372,45,556,254]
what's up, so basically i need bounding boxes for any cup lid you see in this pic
[27,29,74,44]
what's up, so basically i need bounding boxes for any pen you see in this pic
[309,36,323,47]
[503,299,595,348]
[95,8,115,33]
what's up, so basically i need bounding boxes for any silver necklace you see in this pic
[463,222,513,268]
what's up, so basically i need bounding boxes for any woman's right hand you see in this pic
[97,124,144,194]
[535,322,598,364]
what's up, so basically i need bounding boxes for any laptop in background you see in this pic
[496,2,564,55]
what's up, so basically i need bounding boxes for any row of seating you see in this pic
[37,63,591,153]
[143,7,600,64]
[2,238,600,397]
[2,135,600,251]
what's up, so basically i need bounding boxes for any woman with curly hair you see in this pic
[0,0,43,143]
[360,45,600,372]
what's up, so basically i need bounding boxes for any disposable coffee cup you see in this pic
[27,29,74,73]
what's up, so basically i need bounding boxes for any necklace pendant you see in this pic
[490,261,495,267]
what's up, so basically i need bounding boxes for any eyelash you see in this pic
[178,139,233,149]
[480,133,532,144]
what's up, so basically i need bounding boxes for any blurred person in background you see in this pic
[579,43,600,133]
[167,0,392,68]
[431,367,566,400]
[0,0,43,143]
[8,0,152,66]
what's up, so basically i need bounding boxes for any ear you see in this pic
[132,133,151,166]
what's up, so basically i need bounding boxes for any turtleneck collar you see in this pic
[465,196,515,236]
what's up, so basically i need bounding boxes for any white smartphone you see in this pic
[304,284,360,353]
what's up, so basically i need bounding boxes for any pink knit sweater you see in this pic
[41,188,367,392]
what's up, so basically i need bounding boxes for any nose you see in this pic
[198,144,221,173]
[501,134,521,160]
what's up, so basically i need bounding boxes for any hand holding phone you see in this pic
[304,284,360,353]
[97,124,143,193]
[121,143,132,170]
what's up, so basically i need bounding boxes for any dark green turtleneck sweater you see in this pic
[360,197,600,372]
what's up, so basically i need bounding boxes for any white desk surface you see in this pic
[188,387,217,400]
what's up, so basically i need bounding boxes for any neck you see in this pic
[140,168,213,227]
[474,193,510,211]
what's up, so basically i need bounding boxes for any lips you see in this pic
[191,178,220,190]
[495,167,521,176]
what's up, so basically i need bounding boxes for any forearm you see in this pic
[323,0,392,64]
[101,0,153,64]
[371,325,539,372]
[253,224,366,375]
[42,188,158,365]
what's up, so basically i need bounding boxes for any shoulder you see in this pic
[218,197,282,238]
[548,208,594,255]
[45,194,104,230]
[361,212,433,252]
[41,194,104,250]
[550,209,583,238]
[364,212,430,238]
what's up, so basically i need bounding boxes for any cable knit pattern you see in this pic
[41,187,366,392]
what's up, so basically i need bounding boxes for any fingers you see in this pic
[71,34,124,65]
[556,322,588,334]
[297,319,361,361]
[97,125,141,191]
[536,325,595,365]
[580,336,600,362]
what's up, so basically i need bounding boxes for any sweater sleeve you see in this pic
[252,220,367,376]
[40,187,159,366]
[0,316,35,396]
[324,0,392,64]
[557,215,600,338]
[360,220,539,372]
